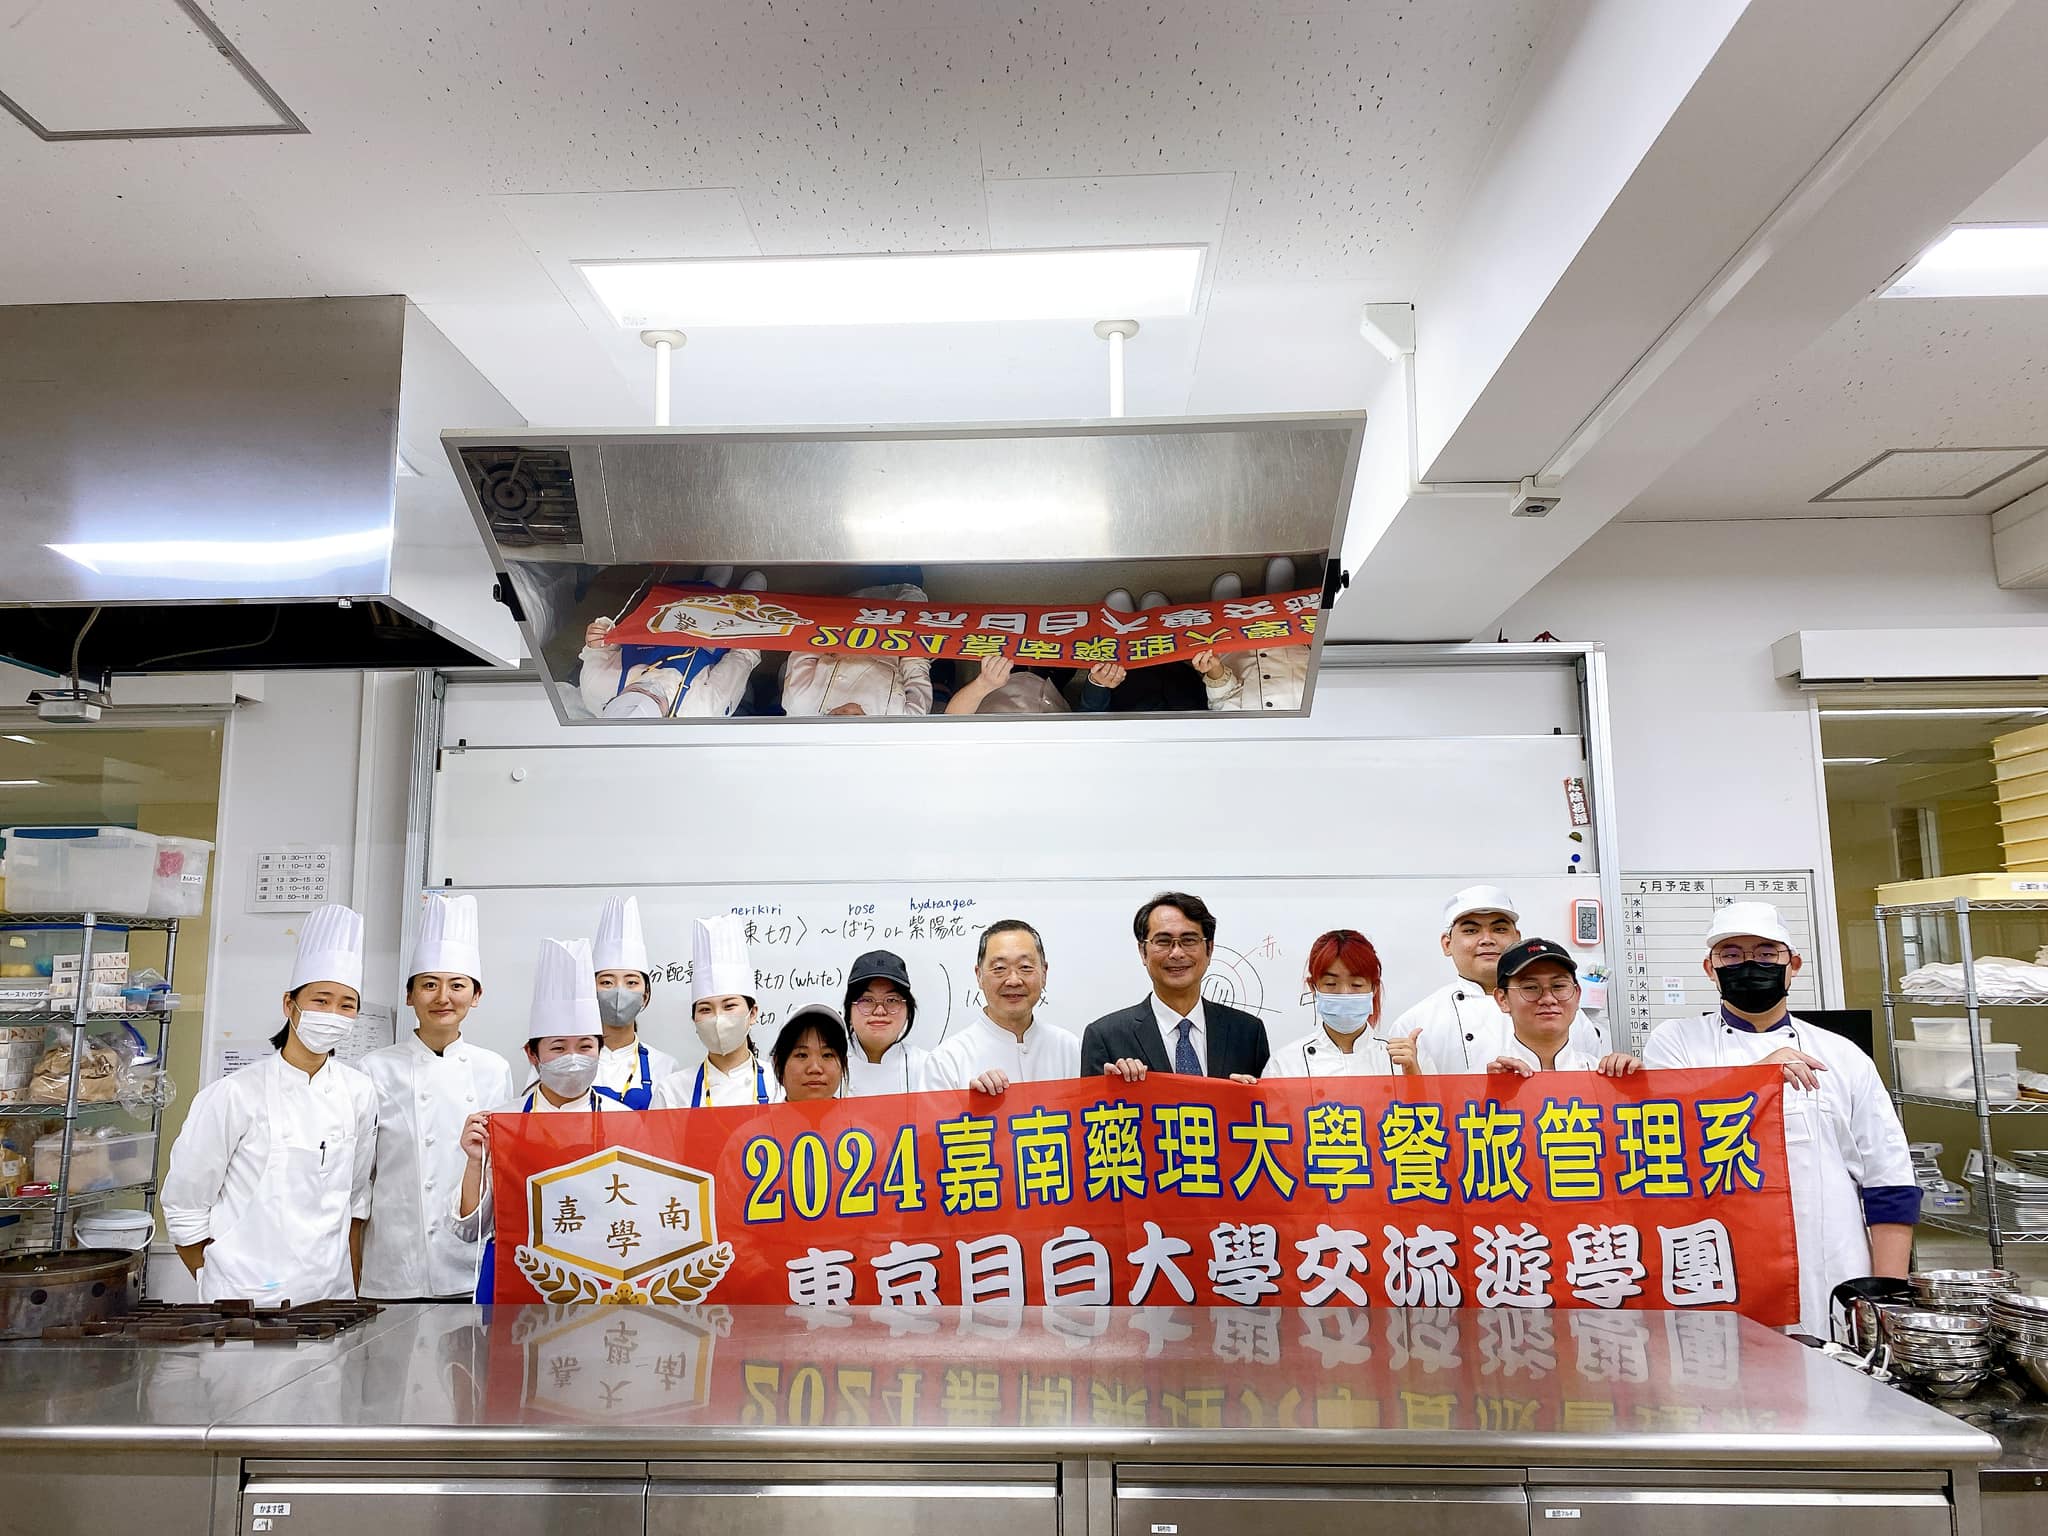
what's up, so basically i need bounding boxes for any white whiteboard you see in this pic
[443,875,1607,1076]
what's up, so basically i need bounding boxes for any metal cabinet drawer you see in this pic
[648,1463,1059,1536]
[240,1473,645,1536]
[1117,1473,1528,1536]
[1527,1486,1953,1536]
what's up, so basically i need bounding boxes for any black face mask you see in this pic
[1716,960,1790,1013]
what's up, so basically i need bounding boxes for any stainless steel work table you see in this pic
[0,1306,2004,1536]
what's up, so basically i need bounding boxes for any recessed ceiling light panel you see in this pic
[1885,224,2048,298]
[575,245,1206,329]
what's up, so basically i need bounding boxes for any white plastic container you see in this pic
[1909,1015,1991,1045]
[31,1129,157,1192]
[1,828,159,916]
[74,1208,155,1252]
[146,835,212,918]
[1894,1039,2021,1101]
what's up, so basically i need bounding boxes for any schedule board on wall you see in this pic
[1619,871,1820,1043]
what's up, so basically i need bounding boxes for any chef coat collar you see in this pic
[1719,1003,1794,1035]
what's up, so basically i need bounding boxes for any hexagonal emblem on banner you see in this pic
[516,1146,731,1304]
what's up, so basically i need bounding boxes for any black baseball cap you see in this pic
[844,950,918,1037]
[1494,938,1578,988]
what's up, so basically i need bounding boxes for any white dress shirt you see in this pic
[1150,994,1208,1073]
[920,1012,1081,1090]
[357,1032,516,1299]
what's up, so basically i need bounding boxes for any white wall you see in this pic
[1494,515,2048,992]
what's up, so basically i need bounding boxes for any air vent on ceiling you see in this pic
[1813,446,2048,503]
[460,448,584,549]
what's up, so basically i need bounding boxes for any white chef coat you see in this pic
[1265,1027,1397,1079]
[1393,978,1609,1075]
[920,1012,1081,1090]
[576,644,760,718]
[161,1051,377,1305]
[845,1039,929,1098]
[780,584,935,717]
[1151,995,1208,1073]
[650,1053,781,1109]
[357,1032,516,1299]
[1644,1009,1919,1338]
[1493,1033,1600,1072]
[1202,646,1309,712]
[596,1038,679,1103]
[448,1085,629,1244]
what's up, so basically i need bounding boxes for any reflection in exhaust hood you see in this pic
[0,296,524,678]
[446,415,1364,724]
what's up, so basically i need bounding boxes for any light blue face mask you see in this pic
[1314,991,1377,1036]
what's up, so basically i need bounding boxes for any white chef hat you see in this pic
[1442,884,1519,931]
[409,893,483,984]
[528,937,602,1041]
[1704,901,1797,952]
[288,903,366,993]
[692,915,755,1003]
[593,895,650,974]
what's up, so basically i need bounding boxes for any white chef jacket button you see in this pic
[425,1178,435,1190]
[424,1134,435,1146]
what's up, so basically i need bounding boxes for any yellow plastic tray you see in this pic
[1874,872,2048,906]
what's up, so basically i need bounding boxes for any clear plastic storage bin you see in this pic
[1894,1039,2021,1102]
[1,828,159,916]
[146,835,212,918]
[31,1129,157,1192]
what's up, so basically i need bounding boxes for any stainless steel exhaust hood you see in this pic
[445,413,1364,723]
[0,296,524,678]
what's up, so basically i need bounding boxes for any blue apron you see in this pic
[690,1056,771,1107]
[617,1042,656,1110]
[473,1086,625,1303]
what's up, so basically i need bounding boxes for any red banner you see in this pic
[601,585,1323,670]
[490,1068,1797,1325]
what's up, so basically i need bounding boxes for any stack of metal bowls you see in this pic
[1987,1291,2048,1399]
[1908,1268,2016,1315]
[1880,1309,1996,1398]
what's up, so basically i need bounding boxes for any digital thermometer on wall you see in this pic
[1570,897,1602,947]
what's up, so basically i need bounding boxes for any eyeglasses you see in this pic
[1713,944,1790,965]
[1508,980,1579,1002]
[1145,934,1208,955]
[851,995,908,1014]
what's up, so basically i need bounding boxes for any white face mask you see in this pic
[293,1009,355,1055]
[537,1053,600,1097]
[696,1010,753,1057]
[1314,991,1376,1038]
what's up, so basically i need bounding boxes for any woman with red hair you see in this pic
[1265,929,1412,1078]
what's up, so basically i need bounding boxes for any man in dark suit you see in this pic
[1081,891,1271,1082]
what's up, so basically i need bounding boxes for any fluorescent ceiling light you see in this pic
[1822,757,1883,766]
[0,780,44,789]
[1885,225,2048,298]
[576,245,1205,329]
[2,736,35,746]
[48,526,392,576]
[1819,706,2048,718]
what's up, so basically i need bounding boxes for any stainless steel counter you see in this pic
[0,1306,2006,1536]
